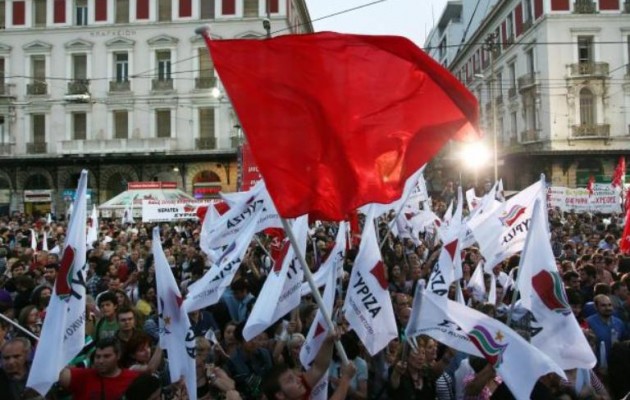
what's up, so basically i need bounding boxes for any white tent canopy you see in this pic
[98,182,194,218]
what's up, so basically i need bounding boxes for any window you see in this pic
[579,88,595,125]
[526,48,535,76]
[158,0,171,21]
[244,0,258,17]
[34,0,46,27]
[73,113,87,140]
[198,47,214,87]
[115,52,129,82]
[156,109,171,138]
[200,0,215,19]
[222,0,235,15]
[114,110,128,139]
[495,72,503,99]
[438,38,446,58]
[627,35,630,75]
[266,0,278,13]
[72,54,87,80]
[524,0,533,22]
[199,108,215,138]
[0,0,6,29]
[32,114,45,143]
[0,58,4,91]
[116,0,129,23]
[510,111,518,139]
[76,0,87,25]
[578,36,593,64]
[157,51,171,81]
[32,56,46,82]
[506,14,514,40]
[524,95,537,130]
[508,62,516,91]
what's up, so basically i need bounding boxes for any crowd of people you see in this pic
[0,185,629,400]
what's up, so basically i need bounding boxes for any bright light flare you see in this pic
[460,141,491,170]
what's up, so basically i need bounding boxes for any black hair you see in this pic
[97,291,119,307]
[261,364,291,400]
[123,373,161,400]
[95,337,122,355]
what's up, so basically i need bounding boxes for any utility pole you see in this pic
[483,32,499,183]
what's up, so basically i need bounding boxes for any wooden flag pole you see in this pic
[280,217,350,365]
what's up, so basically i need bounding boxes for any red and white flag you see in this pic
[184,207,260,312]
[611,156,626,189]
[586,175,595,197]
[517,199,597,369]
[27,170,88,395]
[42,230,48,252]
[419,287,565,399]
[301,222,347,296]
[621,207,630,254]
[243,215,308,341]
[343,208,397,355]
[154,226,197,400]
[30,229,37,251]
[86,205,98,250]
[471,177,545,269]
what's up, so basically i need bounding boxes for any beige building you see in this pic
[0,0,312,216]
[426,0,630,190]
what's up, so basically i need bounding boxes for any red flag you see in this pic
[612,156,626,188]
[586,175,595,197]
[621,208,630,254]
[201,31,479,221]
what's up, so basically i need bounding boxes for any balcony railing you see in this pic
[151,79,173,91]
[569,62,609,77]
[573,0,596,13]
[517,73,536,91]
[0,84,12,97]
[508,87,517,98]
[27,82,47,95]
[27,142,47,154]
[67,79,90,94]
[109,80,131,92]
[195,77,217,89]
[58,138,178,154]
[196,137,216,150]
[521,129,540,142]
[571,124,610,138]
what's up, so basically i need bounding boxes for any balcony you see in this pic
[573,0,596,13]
[520,129,540,143]
[196,137,216,150]
[67,79,90,94]
[0,84,14,97]
[0,144,14,155]
[508,87,517,99]
[195,77,217,89]
[109,80,131,92]
[569,62,609,77]
[517,73,536,92]
[58,138,177,154]
[27,142,47,154]
[27,82,47,95]
[152,79,173,91]
[571,124,610,139]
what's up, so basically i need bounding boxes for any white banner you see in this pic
[142,200,211,222]
[546,184,621,213]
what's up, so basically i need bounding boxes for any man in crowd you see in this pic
[0,338,40,400]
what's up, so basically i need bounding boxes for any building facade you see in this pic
[0,0,312,216]
[426,0,630,190]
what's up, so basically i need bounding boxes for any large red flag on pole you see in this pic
[199,30,479,221]
[612,156,626,189]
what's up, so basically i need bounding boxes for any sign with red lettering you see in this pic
[240,142,263,191]
[128,182,178,190]
[547,184,621,213]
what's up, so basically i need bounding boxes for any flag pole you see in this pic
[0,312,39,341]
[280,217,349,365]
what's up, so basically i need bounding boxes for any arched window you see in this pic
[579,88,595,125]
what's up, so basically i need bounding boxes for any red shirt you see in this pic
[68,367,140,400]
[300,374,313,400]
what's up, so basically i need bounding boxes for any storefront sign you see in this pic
[141,200,211,222]
[24,190,52,203]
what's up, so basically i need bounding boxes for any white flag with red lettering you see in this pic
[27,170,88,395]
[243,215,308,341]
[343,208,397,355]
[154,227,197,400]
[517,199,596,370]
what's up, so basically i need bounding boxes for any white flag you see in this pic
[405,281,482,358]
[343,210,397,355]
[153,227,197,400]
[467,261,487,303]
[27,170,89,395]
[466,188,482,211]
[183,207,260,312]
[300,253,337,368]
[301,222,346,296]
[243,216,308,341]
[122,201,134,224]
[430,292,566,399]
[42,230,48,252]
[30,229,37,250]
[86,205,98,250]
[428,187,464,296]
[203,180,282,248]
[517,199,597,370]
[199,202,222,262]
[472,178,545,268]
[46,213,52,225]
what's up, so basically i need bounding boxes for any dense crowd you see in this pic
[0,186,629,400]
